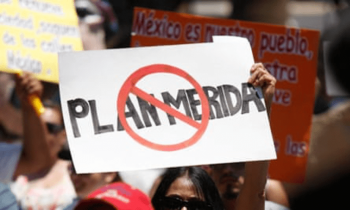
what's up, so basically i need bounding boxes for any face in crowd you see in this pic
[41,105,66,157]
[68,163,120,198]
[209,162,245,200]
[152,167,224,210]
[43,102,121,198]
[162,175,210,210]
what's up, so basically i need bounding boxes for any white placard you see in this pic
[58,37,276,173]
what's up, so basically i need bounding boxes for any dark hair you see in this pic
[152,167,224,210]
[327,11,350,94]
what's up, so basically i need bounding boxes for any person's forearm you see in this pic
[22,102,50,159]
[235,160,269,210]
[14,102,53,177]
[0,103,23,136]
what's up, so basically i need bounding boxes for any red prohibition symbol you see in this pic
[117,64,210,151]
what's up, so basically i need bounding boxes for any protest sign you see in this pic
[130,7,320,183]
[0,0,83,83]
[58,38,276,174]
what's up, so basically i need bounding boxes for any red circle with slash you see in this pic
[117,64,210,151]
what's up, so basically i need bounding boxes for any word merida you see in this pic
[67,83,266,138]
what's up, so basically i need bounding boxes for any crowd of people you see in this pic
[1,0,350,209]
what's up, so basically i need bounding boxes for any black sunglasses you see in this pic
[46,123,64,134]
[158,196,212,210]
[76,7,94,18]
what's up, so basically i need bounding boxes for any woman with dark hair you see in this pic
[151,63,276,210]
[152,167,224,210]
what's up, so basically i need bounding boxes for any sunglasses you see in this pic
[46,123,64,134]
[158,196,212,210]
[76,7,94,18]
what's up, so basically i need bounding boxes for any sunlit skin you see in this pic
[41,107,66,158]
[70,172,106,198]
[69,163,118,198]
[40,106,118,199]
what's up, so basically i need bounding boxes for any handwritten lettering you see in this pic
[18,0,63,16]
[285,135,307,157]
[273,89,291,106]
[132,11,181,40]
[274,140,280,153]
[184,23,201,42]
[67,83,266,137]
[37,21,79,37]
[21,34,36,49]
[259,29,313,59]
[204,23,255,46]
[41,37,73,53]
[0,12,33,29]
[0,0,12,4]
[2,32,16,45]
[7,50,42,73]
[265,60,298,83]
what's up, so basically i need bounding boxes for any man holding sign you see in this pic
[59,37,276,173]
[59,36,277,209]
[150,63,276,210]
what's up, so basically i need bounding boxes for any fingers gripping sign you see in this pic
[15,72,45,115]
[248,63,276,115]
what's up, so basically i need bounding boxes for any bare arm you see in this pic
[0,73,22,136]
[235,63,276,210]
[13,72,52,178]
[265,179,290,207]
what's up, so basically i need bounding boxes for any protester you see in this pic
[152,167,224,210]
[289,9,350,210]
[74,182,154,210]
[75,0,119,50]
[152,162,270,210]
[151,63,276,210]
[0,72,75,209]
[61,152,122,210]
[0,72,53,183]
[207,162,289,210]
[0,72,21,141]
[0,72,123,209]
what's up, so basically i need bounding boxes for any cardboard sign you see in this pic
[130,7,320,183]
[58,38,276,174]
[0,0,83,83]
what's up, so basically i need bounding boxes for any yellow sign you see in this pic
[0,0,83,83]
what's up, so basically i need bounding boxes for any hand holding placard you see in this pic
[15,72,45,116]
[59,41,276,173]
[248,63,277,116]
